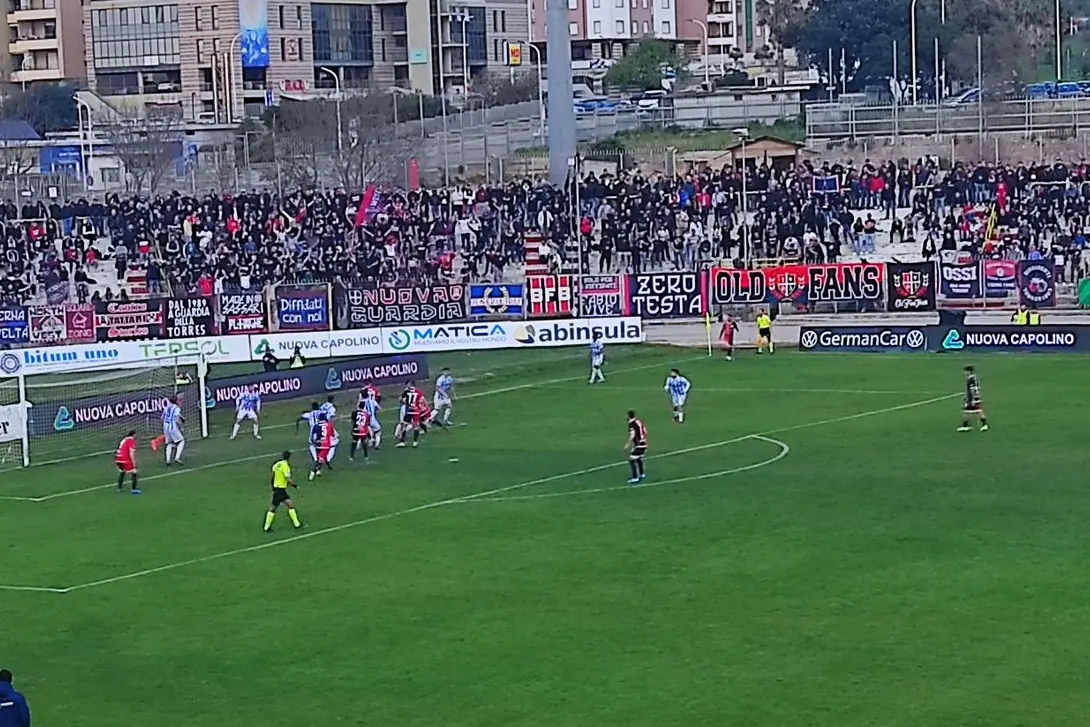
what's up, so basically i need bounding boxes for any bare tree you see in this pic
[101,111,184,194]
[273,95,414,190]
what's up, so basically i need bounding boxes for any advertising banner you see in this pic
[526,274,575,317]
[939,261,982,299]
[885,262,937,312]
[250,329,383,361]
[0,306,28,343]
[798,326,930,353]
[219,292,267,335]
[28,304,94,344]
[94,300,165,341]
[1018,260,1056,308]
[207,354,426,411]
[0,336,253,377]
[164,297,216,338]
[346,285,467,325]
[468,284,524,317]
[578,275,625,318]
[276,288,329,331]
[983,259,1019,298]
[381,317,643,354]
[938,326,1084,352]
[629,272,705,318]
[709,263,884,305]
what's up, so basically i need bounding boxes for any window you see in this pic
[90,3,183,70]
[380,37,386,61]
[593,20,601,33]
[279,37,286,61]
[725,21,733,35]
[492,10,498,31]
[631,20,637,33]
[296,5,303,29]
[661,20,671,33]
[196,38,205,62]
[312,3,374,64]
[568,21,578,35]
[210,6,219,29]
[592,0,600,7]
[567,0,577,9]
[615,19,623,32]
[103,168,121,185]
[501,10,506,31]
[642,20,649,33]
[616,0,623,6]
[194,7,202,31]
[213,38,221,54]
[660,0,669,8]
[278,5,285,29]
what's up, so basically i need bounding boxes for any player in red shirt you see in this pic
[115,430,141,495]
[349,405,372,462]
[309,416,335,481]
[719,314,739,361]
[395,383,432,448]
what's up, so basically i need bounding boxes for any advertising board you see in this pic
[0,336,253,376]
[249,329,383,361]
[382,317,644,354]
[798,326,930,353]
[938,326,1083,353]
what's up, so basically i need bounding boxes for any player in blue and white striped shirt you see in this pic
[589,333,605,384]
[431,368,455,426]
[162,395,186,464]
[298,402,324,462]
[230,384,262,440]
[664,369,691,424]
[361,390,383,448]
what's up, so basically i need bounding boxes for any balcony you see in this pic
[6,5,55,23]
[10,66,61,82]
[10,35,57,53]
[706,13,734,22]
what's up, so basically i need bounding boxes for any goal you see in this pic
[0,357,210,468]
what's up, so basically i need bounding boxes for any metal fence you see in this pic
[807,98,1090,139]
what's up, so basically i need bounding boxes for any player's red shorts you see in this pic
[316,447,331,463]
[116,460,135,473]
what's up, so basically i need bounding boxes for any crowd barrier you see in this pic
[0,316,645,377]
[799,324,1089,354]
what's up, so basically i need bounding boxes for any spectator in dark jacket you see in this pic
[0,670,30,727]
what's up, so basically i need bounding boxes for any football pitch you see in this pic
[5,345,1090,726]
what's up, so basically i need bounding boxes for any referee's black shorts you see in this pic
[759,327,772,341]
[270,487,290,507]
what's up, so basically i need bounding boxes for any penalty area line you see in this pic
[0,354,703,504]
[40,392,957,595]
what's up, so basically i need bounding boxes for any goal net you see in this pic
[0,357,205,469]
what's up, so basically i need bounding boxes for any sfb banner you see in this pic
[628,272,705,318]
[526,275,574,317]
[709,263,884,305]
[885,262,936,311]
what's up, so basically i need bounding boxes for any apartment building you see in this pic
[84,0,530,122]
[5,0,86,85]
[527,0,760,67]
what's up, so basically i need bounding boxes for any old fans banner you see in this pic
[708,263,885,306]
[886,262,937,312]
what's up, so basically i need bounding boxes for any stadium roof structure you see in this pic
[0,119,41,142]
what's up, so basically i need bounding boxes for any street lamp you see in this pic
[319,66,344,155]
[455,11,472,95]
[526,42,545,139]
[688,19,710,89]
[910,0,919,105]
[75,97,94,190]
[226,31,243,123]
[1056,0,1063,80]
[732,126,750,266]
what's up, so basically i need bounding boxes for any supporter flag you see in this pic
[704,311,713,357]
[353,185,382,228]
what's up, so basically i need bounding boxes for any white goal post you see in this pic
[0,356,210,468]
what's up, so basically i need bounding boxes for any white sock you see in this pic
[231,422,240,438]
[165,443,175,462]
[309,445,317,461]
[678,411,685,423]
[175,440,186,460]
[253,422,260,437]
[373,431,382,447]
[328,445,337,462]
[443,409,452,424]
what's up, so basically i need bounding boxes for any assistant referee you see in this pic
[264,451,304,533]
[756,309,774,354]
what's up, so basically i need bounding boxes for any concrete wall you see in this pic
[804,132,1090,167]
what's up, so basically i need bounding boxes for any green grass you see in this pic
[5,346,1090,726]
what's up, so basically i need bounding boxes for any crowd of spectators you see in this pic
[0,158,1088,306]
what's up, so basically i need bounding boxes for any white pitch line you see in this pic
[568,386,947,396]
[0,354,700,504]
[0,584,70,593]
[38,392,956,594]
[460,435,791,502]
